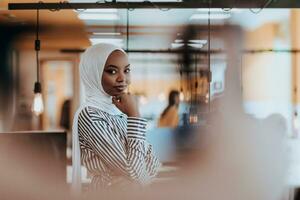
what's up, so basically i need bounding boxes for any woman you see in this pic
[72,43,161,192]
[158,90,180,128]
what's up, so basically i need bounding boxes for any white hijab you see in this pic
[72,43,125,193]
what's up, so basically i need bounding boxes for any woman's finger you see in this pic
[116,96,121,102]
[112,97,118,104]
[112,96,121,104]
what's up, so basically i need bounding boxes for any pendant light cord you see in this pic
[126,8,129,51]
[208,2,211,111]
[35,8,40,82]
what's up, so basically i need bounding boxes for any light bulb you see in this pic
[294,117,300,130]
[139,96,148,105]
[179,92,184,101]
[205,93,209,99]
[158,93,166,102]
[32,92,44,116]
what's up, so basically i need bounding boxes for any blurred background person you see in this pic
[158,90,180,128]
[60,99,72,148]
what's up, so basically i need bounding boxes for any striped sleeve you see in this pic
[78,109,155,184]
[145,144,161,178]
[127,118,161,180]
[127,117,147,140]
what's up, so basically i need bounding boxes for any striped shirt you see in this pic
[78,106,161,189]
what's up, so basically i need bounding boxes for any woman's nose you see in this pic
[116,72,126,82]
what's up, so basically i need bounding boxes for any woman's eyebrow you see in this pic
[106,64,130,69]
[106,65,118,69]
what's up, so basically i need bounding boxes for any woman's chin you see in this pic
[112,91,126,96]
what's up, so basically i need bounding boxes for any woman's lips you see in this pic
[114,85,127,92]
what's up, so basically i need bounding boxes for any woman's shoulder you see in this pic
[78,106,110,122]
[163,105,178,116]
[169,105,178,111]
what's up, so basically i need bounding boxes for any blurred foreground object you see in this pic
[0,131,68,200]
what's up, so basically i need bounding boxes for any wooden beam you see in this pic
[8,1,300,10]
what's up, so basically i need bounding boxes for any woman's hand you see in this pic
[112,93,140,117]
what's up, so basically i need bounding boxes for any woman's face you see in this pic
[101,50,131,96]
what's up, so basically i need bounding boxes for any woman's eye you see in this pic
[106,69,117,74]
[125,68,131,73]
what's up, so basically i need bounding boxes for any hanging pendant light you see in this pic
[32,83,43,116]
[31,8,44,116]
[179,68,185,101]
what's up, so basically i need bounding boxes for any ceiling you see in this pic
[0,0,90,50]
[0,0,297,50]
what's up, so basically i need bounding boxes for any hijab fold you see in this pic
[72,43,125,194]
